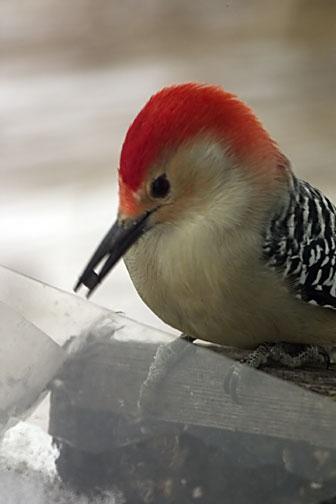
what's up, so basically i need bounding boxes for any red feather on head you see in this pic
[119,83,278,192]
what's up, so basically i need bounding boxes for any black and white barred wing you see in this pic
[263,177,336,309]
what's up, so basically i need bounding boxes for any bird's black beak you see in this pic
[74,211,152,297]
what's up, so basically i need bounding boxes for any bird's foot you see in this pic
[138,334,196,416]
[224,342,330,403]
[265,342,330,369]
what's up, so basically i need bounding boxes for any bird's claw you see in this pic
[224,342,331,404]
[223,359,261,404]
[266,342,331,369]
[224,343,274,403]
[223,361,245,404]
[311,345,330,369]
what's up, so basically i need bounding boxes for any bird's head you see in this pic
[75,83,289,296]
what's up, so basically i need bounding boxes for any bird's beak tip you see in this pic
[73,279,95,299]
[86,289,93,299]
[73,280,81,293]
[74,210,152,298]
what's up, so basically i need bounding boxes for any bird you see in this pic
[75,82,336,381]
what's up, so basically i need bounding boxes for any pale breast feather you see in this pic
[263,176,336,309]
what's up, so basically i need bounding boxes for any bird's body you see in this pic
[125,170,336,349]
[76,83,336,354]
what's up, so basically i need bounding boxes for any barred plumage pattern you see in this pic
[263,175,336,309]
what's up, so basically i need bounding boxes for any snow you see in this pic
[0,422,123,504]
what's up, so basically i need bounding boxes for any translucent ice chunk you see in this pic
[0,302,65,437]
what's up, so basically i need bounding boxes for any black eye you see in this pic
[150,174,170,198]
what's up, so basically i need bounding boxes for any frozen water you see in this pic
[0,422,123,504]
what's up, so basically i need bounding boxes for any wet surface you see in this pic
[2,272,336,503]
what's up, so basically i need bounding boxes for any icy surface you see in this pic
[0,422,123,504]
[0,302,65,438]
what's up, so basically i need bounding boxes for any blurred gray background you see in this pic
[1,0,336,332]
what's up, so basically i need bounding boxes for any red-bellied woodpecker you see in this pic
[75,83,335,383]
